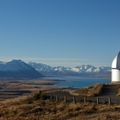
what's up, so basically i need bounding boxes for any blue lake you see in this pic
[44,77,111,88]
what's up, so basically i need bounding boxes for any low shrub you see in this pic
[33,92,50,101]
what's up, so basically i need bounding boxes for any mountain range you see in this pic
[28,62,111,78]
[0,60,111,79]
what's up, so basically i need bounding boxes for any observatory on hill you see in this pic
[111,52,120,82]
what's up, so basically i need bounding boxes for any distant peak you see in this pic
[0,61,6,64]
[10,59,22,62]
[7,59,24,63]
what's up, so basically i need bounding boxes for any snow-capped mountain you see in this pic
[0,60,43,78]
[28,62,53,72]
[0,60,110,78]
[0,60,33,71]
[28,62,111,78]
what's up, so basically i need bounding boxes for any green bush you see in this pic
[40,94,49,100]
[33,93,41,100]
[33,92,50,101]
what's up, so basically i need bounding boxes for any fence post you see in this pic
[50,95,53,100]
[73,96,76,104]
[64,96,67,103]
[56,95,59,102]
[108,97,111,105]
[84,97,86,103]
[96,97,99,104]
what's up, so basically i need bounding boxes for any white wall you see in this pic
[111,69,120,82]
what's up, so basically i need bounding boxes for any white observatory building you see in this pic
[111,52,120,82]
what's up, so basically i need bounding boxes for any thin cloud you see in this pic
[22,57,90,61]
[1,57,110,67]
[1,57,88,62]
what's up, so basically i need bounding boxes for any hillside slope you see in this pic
[0,60,43,79]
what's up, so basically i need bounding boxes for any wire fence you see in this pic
[42,89,120,104]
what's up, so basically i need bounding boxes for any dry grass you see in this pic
[117,85,120,96]
[0,91,120,120]
[0,80,120,119]
[73,83,104,97]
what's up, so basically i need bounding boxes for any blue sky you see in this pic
[0,0,120,67]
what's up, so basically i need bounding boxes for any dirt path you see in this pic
[99,85,118,97]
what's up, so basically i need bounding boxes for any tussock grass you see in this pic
[0,91,120,120]
[117,85,120,96]
[1,83,120,120]
[74,83,104,96]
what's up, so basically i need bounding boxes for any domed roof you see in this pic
[112,52,120,69]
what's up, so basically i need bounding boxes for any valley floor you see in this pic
[0,79,72,101]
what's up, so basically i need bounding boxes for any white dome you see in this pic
[111,52,120,69]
